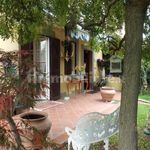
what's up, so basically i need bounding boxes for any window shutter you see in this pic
[50,37,60,100]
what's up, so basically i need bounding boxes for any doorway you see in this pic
[34,37,50,100]
[84,50,93,90]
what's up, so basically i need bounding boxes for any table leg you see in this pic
[79,81,81,93]
[66,83,69,96]
[75,84,77,94]
[85,80,89,93]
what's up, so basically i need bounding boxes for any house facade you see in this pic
[20,26,102,100]
[0,38,19,52]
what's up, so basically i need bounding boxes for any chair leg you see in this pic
[103,138,109,150]
[68,138,71,150]
[83,145,90,150]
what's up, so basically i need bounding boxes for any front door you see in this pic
[84,50,93,90]
[34,37,50,100]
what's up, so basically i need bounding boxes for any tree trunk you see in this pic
[119,1,149,150]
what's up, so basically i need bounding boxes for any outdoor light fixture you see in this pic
[61,35,74,62]
[60,48,74,62]
[110,55,122,73]
[64,49,74,62]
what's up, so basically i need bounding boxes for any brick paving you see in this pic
[42,91,121,145]
[0,92,121,150]
[2,92,149,149]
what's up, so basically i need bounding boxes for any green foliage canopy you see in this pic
[0,0,124,44]
[0,0,149,53]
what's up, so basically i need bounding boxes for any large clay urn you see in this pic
[20,110,52,137]
[100,87,116,102]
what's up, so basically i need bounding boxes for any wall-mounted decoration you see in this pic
[61,36,74,62]
[97,59,105,69]
[110,55,122,73]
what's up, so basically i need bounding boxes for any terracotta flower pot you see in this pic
[100,87,116,102]
[20,110,52,137]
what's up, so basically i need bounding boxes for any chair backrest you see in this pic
[72,107,120,145]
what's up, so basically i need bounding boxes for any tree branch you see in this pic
[110,35,125,52]
[6,112,25,150]
[79,0,119,29]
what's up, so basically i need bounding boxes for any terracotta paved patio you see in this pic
[39,91,121,145]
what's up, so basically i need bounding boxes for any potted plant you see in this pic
[20,110,51,137]
[95,78,107,88]
[74,64,86,79]
[0,50,51,149]
[95,77,116,102]
[100,86,116,102]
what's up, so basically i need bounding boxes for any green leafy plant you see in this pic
[0,50,50,149]
[95,78,107,88]
[74,64,86,74]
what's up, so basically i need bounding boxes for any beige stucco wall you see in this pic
[0,37,19,51]
[93,51,103,83]
[52,27,104,97]
[106,77,122,91]
[77,40,84,66]
[53,27,78,95]
[53,27,91,96]
[93,52,122,91]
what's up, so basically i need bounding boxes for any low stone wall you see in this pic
[106,77,122,91]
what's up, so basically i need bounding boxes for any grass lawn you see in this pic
[137,104,149,128]
[61,104,150,150]
[139,92,150,101]
[109,104,150,150]
[137,104,150,150]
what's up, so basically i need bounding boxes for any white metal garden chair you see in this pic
[65,107,120,150]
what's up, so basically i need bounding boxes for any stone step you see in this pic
[52,132,68,148]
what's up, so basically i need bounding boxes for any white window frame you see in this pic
[110,56,122,73]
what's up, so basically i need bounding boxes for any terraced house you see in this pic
[19,26,102,101]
